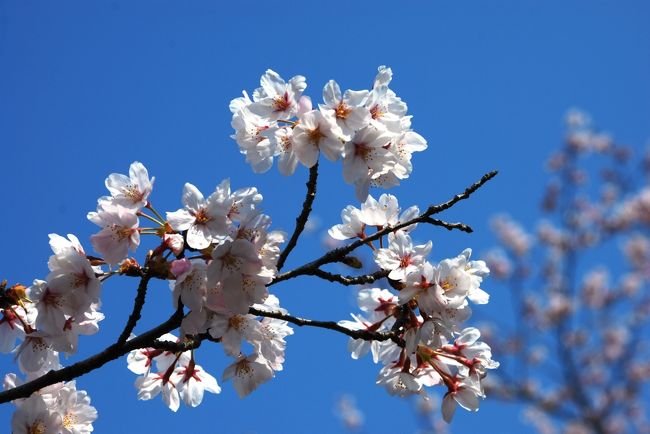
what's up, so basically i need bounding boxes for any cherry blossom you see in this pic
[293,109,345,167]
[319,79,371,138]
[54,382,97,434]
[249,69,307,121]
[172,359,221,407]
[170,259,207,313]
[87,202,140,266]
[0,67,502,430]
[230,105,276,173]
[206,239,262,286]
[441,376,483,423]
[273,126,300,176]
[11,394,63,434]
[328,205,366,240]
[135,371,180,412]
[166,182,229,250]
[222,353,274,398]
[374,231,432,281]
[0,308,26,353]
[103,161,154,210]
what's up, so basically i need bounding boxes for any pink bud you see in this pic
[170,258,192,278]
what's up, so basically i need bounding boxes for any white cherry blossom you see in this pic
[441,376,484,423]
[166,182,229,250]
[87,202,140,266]
[11,394,63,434]
[208,312,261,356]
[55,381,97,434]
[48,233,86,257]
[319,79,370,138]
[172,360,221,407]
[343,126,395,186]
[230,106,276,173]
[206,238,262,287]
[104,161,154,210]
[357,287,398,322]
[223,353,274,398]
[273,127,299,176]
[135,371,180,412]
[253,316,294,371]
[374,231,432,281]
[376,365,423,397]
[0,308,26,353]
[170,259,207,312]
[250,69,307,120]
[46,238,100,310]
[293,110,344,167]
[359,194,400,227]
[388,130,428,175]
[328,205,366,240]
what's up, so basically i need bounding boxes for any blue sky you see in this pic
[1,1,649,432]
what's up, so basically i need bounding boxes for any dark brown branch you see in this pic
[293,268,389,286]
[423,170,498,215]
[149,333,219,352]
[0,306,185,404]
[276,162,319,271]
[272,171,498,285]
[421,217,473,233]
[116,271,151,345]
[249,306,404,346]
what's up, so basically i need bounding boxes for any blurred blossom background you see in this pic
[1,1,649,433]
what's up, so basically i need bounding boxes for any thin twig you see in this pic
[272,268,389,286]
[249,306,404,346]
[272,171,497,285]
[421,217,473,233]
[276,163,319,271]
[423,170,498,215]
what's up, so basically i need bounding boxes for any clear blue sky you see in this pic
[1,1,649,432]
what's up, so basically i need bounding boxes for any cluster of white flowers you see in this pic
[2,160,293,428]
[1,232,101,432]
[6,376,96,434]
[127,333,221,411]
[128,295,294,412]
[1,67,497,430]
[230,66,427,200]
[331,193,498,422]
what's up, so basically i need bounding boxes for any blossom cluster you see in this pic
[7,377,96,434]
[230,66,427,200]
[2,161,293,428]
[1,67,497,431]
[1,232,102,432]
[330,193,498,422]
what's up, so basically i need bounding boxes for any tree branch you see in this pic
[272,170,498,285]
[116,271,151,346]
[0,306,185,405]
[148,333,220,352]
[421,217,473,233]
[423,170,498,215]
[249,306,404,346]
[276,162,319,272]
[287,268,389,286]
